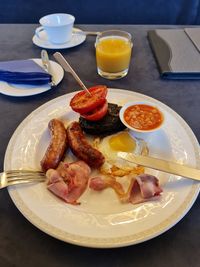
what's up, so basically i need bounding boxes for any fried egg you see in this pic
[98,131,148,169]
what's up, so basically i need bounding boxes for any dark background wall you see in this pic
[0,0,200,24]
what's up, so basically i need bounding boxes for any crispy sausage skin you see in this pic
[41,119,68,172]
[67,122,105,168]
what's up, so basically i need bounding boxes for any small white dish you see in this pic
[32,28,86,49]
[0,58,64,97]
[120,101,165,133]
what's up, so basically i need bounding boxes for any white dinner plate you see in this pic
[4,89,200,248]
[32,28,86,49]
[0,59,64,97]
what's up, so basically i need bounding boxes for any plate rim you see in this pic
[4,89,200,248]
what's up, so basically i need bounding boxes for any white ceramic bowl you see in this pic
[119,101,165,133]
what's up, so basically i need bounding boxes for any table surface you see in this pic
[0,24,199,267]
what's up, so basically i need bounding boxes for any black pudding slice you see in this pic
[79,103,126,136]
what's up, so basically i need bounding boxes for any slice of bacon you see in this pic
[89,176,125,196]
[89,174,162,205]
[89,177,107,191]
[136,174,163,198]
[46,169,69,200]
[46,160,91,205]
[128,174,163,204]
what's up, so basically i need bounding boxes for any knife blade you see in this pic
[118,152,200,181]
[41,50,56,86]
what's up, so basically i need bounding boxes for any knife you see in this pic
[41,50,56,86]
[118,152,200,181]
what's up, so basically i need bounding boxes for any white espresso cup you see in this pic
[35,13,75,44]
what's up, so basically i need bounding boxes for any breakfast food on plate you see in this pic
[87,130,160,204]
[70,85,126,135]
[46,161,91,205]
[89,176,125,196]
[97,131,147,162]
[89,174,163,204]
[41,117,162,205]
[80,101,108,121]
[70,85,108,121]
[40,119,68,172]
[120,102,164,132]
[40,87,163,205]
[94,131,148,180]
[124,104,163,131]
[133,174,163,200]
[79,103,126,135]
[67,121,105,168]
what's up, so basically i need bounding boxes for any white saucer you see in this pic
[0,58,64,97]
[32,28,86,49]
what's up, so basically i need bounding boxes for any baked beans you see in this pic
[124,104,163,131]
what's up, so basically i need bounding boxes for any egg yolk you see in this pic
[109,132,136,152]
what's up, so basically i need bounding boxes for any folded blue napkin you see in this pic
[0,59,51,85]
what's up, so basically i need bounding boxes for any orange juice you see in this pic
[96,36,132,73]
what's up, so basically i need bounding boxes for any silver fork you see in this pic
[0,170,46,189]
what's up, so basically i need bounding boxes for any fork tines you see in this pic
[0,170,46,189]
[6,170,44,177]
[5,170,45,181]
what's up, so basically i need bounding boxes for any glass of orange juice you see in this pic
[95,30,133,79]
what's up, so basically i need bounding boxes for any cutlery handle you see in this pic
[118,152,200,181]
[73,29,100,36]
[84,31,101,36]
[41,50,56,86]
[53,52,91,95]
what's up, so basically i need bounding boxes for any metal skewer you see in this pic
[53,52,91,96]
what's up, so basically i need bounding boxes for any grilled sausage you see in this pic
[41,119,68,172]
[67,121,105,168]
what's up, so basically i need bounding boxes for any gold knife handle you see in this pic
[118,152,200,181]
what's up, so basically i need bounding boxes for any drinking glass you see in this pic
[95,30,133,79]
